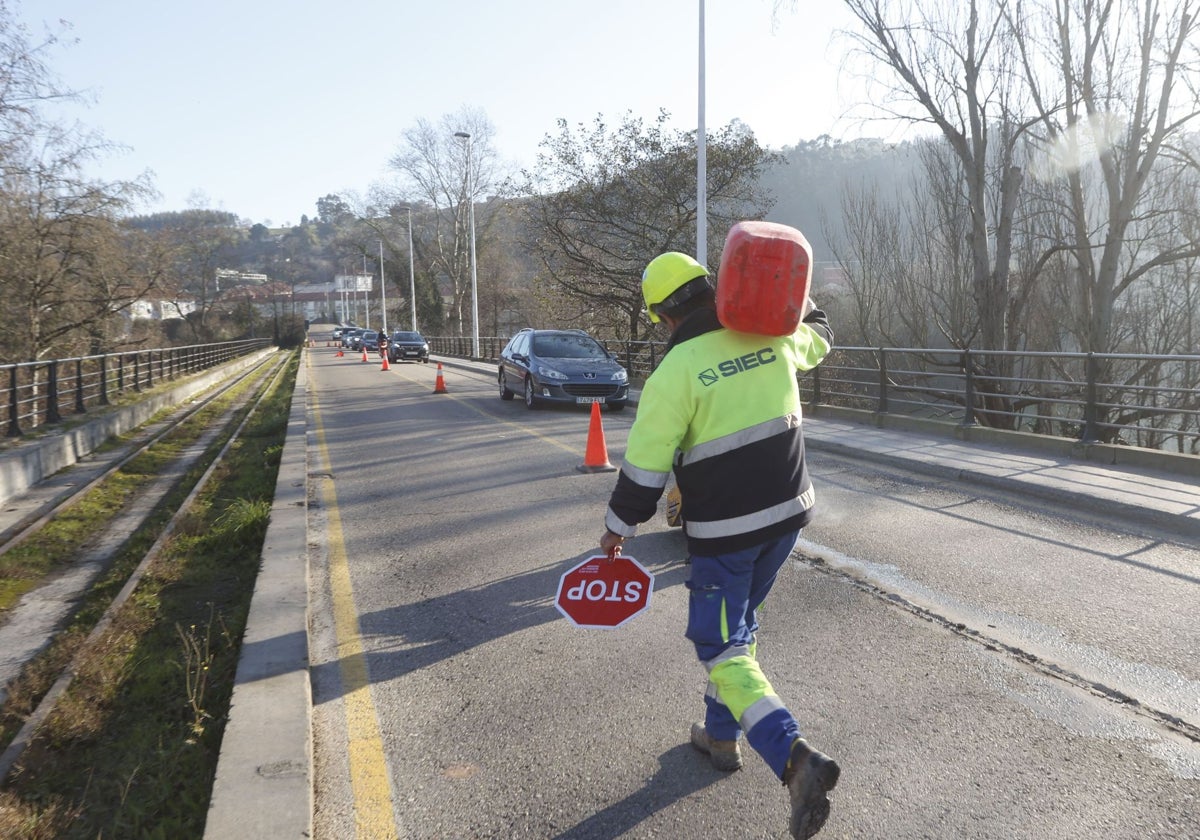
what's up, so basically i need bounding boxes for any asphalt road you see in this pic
[303,350,1199,840]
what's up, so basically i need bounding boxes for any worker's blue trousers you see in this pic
[685,529,803,780]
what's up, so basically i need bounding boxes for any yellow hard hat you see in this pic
[641,252,710,323]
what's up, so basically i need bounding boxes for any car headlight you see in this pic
[611,369,628,383]
[536,365,568,380]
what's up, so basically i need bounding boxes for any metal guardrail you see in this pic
[2,339,273,438]
[809,346,1200,454]
[422,335,1200,455]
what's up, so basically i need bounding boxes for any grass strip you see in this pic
[0,352,298,839]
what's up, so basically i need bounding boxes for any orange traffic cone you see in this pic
[361,348,368,362]
[432,363,448,394]
[577,402,617,473]
[336,348,344,357]
[381,353,390,371]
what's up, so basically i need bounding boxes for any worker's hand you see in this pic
[600,529,625,560]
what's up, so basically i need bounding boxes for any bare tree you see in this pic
[0,10,158,362]
[1012,0,1200,354]
[832,0,1033,355]
[143,209,244,342]
[1003,0,1200,441]
[383,107,505,339]
[517,111,777,341]
[0,144,155,361]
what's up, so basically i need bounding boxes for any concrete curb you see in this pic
[204,353,312,839]
[805,404,1200,480]
[802,429,1200,539]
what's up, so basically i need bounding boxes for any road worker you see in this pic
[599,251,840,839]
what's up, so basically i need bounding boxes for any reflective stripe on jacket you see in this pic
[605,307,832,555]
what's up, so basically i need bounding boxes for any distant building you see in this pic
[215,269,268,290]
[127,297,198,321]
[221,282,342,324]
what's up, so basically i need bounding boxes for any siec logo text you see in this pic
[698,347,776,386]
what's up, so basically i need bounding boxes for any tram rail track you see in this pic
[0,349,294,804]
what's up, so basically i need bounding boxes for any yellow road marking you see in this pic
[310,368,398,840]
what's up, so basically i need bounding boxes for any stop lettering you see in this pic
[555,554,654,629]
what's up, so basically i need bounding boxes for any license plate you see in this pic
[576,396,604,404]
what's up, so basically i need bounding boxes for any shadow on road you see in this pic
[316,530,692,691]
[549,743,724,840]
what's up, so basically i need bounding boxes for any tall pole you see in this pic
[407,207,417,331]
[362,254,371,328]
[697,0,707,266]
[455,131,480,359]
[379,239,388,334]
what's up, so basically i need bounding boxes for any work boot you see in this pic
[783,738,840,839]
[689,722,743,771]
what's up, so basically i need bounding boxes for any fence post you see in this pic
[100,355,109,406]
[147,351,154,388]
[1080,352,1100,443]
[133,354,141,392]
[75,358,86,413]
[47,361,61,424]
[876,348,889,414]
[7,366,20,437]
[961,348,977,426]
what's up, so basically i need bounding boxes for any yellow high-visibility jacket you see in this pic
[605,307,832,555]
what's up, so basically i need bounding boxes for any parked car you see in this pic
[387,331,430,364]
[360,330,380,352]
[498,328,628,411]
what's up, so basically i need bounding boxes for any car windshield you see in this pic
[393,332,422,341]
[532,333,608,360]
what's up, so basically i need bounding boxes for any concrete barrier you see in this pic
[0,349,278,509]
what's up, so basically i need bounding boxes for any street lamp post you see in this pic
[362,255,371,328]
[697,0,707,266]
[454,130,480,359]
[407,207,417,331]
[379,239,388,334]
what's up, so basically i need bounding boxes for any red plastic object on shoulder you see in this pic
[716,221,812,336]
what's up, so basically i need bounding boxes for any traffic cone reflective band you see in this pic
[381,354,390,371]
[433,363,448,394]
[577,402,617,473]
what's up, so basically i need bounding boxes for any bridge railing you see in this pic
[3,339,273,438]
[424,335,1200,455]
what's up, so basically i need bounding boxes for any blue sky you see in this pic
[21,0,863,227]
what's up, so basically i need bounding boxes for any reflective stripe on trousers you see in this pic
[686,530,804,779]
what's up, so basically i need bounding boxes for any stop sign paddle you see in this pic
[555,554,654,629]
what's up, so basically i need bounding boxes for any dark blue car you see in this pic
[498,329,628,411]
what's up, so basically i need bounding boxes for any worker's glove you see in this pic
[665,485,684,528]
